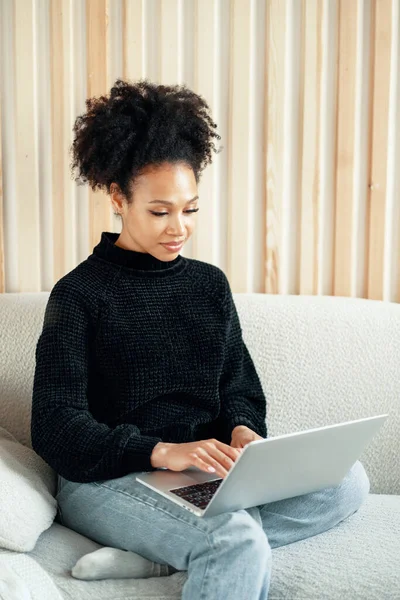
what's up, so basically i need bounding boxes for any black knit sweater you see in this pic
[31,231,267,483]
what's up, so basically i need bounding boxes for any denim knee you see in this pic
[351,460,370,503]
[210,510,271,565]
[339,460,370,517]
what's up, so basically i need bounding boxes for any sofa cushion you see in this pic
[28,494,400,599]
[268,493,400,599]
[0,426,57,552]
[27,522,186,600]
[0,550,63,600]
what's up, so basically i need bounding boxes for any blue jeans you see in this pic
[56,460,370,600]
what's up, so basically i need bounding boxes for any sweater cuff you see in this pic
[123,435,163,472]
[223,416,264,440]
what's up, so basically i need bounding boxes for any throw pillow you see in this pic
[0,426,57,552]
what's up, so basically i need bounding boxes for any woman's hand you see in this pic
[230,425,264,449]
[150,439,242,478]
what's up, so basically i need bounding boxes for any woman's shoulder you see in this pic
[48,258,117,320]
[184,258,229,304]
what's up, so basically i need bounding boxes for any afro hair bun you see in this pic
[70,78,222,201]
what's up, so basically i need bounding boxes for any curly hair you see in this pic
[70,78,222,206]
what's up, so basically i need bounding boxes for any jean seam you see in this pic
[199,531,214,600]
[91,481,209,536]
[57,503,64,525]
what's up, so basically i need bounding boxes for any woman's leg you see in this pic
[56,473,272,600]
[257,460,370,549]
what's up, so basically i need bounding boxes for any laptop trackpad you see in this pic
[136,466,218,492]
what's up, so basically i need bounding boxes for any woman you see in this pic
[31,79,370,599]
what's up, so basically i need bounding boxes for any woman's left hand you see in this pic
[230,425,264,449]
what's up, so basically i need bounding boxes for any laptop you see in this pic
[136,414,388,518]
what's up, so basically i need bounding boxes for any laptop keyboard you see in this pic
[169,478,223,509]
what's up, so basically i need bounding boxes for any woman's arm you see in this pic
[216,274,268,443]
[31,279,162,483]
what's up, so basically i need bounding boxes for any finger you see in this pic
[217,441,242,461]
[214,440,244,460]
[196,448,229,478]
[189,452,226,476]
[209,447,237,473]
[240,440,252,448]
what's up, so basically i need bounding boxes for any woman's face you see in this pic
[110,162,199,261]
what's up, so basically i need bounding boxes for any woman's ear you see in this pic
[110,183,124,215]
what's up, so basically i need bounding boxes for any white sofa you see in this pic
[0,291,399,599]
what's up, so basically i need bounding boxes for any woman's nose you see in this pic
[169,217,185,235]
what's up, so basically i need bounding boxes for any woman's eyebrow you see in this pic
[148,196,199,206]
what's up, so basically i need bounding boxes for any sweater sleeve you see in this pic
[216,275,268,442]
[31,280,162,483]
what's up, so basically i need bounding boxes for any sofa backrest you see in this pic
[0,292,399,494]
[1,293,49,447]
[235,293,399,496]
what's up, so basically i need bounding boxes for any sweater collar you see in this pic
[90,231,187,276]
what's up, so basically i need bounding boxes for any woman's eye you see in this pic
[150,208,200,217]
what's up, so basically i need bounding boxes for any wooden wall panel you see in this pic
[384,0,400,303]
[394,1,400,304]
[265,0,286,295]
[333,0,358,297]
[229,0,253,292]
[194,0,219,266]
[160,0,180,83]
[367,0,392,301]
[123,0,144,80]
[0,85,3,293]
[0,0,399,303]
[50,0,66,283]
[14,0,40,291]
[86,0,112,251]
[298,0,322,295]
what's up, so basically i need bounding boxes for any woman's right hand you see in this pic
[150,439,242,478]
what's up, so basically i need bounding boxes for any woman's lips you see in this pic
[161,242,184,251]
